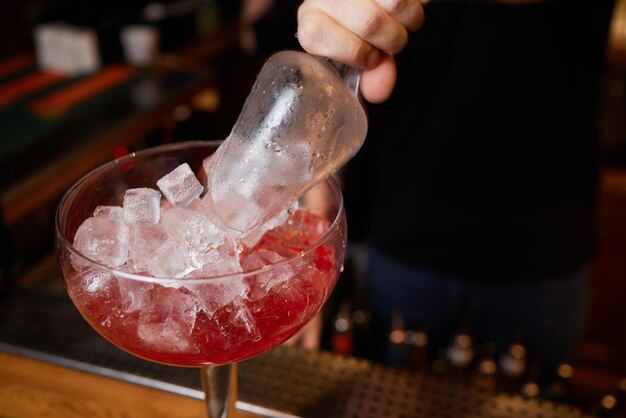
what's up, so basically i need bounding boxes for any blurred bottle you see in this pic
[405,327,429,373]
[446,331,475,382]
[351,306,371,358]
[330,298,354,356]
[386,311,406,368]
[498,342,528,393]
[545,363,574,403]
[472,342,498,391]
[521,362,541,399]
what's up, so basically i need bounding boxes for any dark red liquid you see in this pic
[67,210,340,366]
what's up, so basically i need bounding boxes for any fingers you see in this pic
[298,0,423,69]
[317,0,409,55]
[298,7,381,69]
[376,0,424,31]
[361,53,397,103]
[297,0,423,102]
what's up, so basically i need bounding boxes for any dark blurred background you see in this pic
[0,0,626,414]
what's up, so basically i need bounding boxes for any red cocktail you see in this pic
[56,141,347,417]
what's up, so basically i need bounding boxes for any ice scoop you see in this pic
[209,50,368,233]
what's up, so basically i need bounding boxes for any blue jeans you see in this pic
[365,245,588,372]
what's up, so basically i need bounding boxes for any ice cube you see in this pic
[241,249,283,270]
[157,163,204,208]
[66,268,121,323]
[210,192,266,234]
[137,286,198,352]
[214,296,261,346]
[242,249,293,298]
[240,200,296,248]
[82,268,117,294]
[160,198,173,214]
[123,188,161,225]
[143,239,196,278]
[185,237,243,279]
[187,197,211,219]
[73,216,129,267]
[246,265,327,332]
[117,277,153,312]
[161,207,224,257]
[126,224,168,273]
[93,205,123,221]
[193,193,242,236]
[188,276,248,317]
[199,148,222,189]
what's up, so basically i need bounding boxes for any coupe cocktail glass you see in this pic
[55,141,347,417]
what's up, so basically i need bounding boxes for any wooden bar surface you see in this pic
[0,351,259,418]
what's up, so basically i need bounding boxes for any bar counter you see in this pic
[0,289,596,418]
[0,351,214,418]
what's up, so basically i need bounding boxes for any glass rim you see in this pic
[55,140,345,285]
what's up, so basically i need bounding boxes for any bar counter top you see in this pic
[0,288,595,418]
[0,351,259,418]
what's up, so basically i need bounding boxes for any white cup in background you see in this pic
[120,25,159,67]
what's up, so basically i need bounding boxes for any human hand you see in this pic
[297,0,424,103]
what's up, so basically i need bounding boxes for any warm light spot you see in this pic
[389,329,404,344]
[510,344,526,359]
[455,334,472,349]
[557,363,574,379]
[601,394,617,410]
[479,359,497,375]
[522,382,540,398]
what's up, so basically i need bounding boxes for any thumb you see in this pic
[360,53,397,103]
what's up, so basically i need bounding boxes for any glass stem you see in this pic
[201,363,237,418]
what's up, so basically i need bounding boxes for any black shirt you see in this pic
[356,1,614,281]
